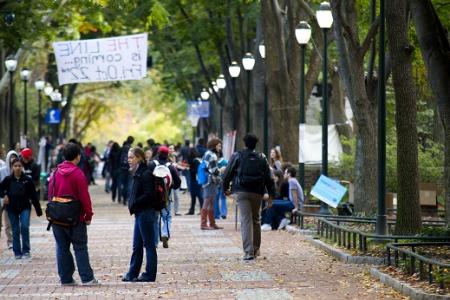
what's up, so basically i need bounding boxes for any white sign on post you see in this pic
[53,33,148,85]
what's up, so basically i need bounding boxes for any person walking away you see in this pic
[148,146,180,248]
[48,142,99,286]
[122,148,159,282]
[0,158,42,259]
[0,150,18,250]
[185,148,203,215]
[20,148,41,201]
[102,141,113,193]
[168,145,182,216]
[118,136,134,205]
[214,152,228,219]
[200,138,224,230]
[222,134,274,261]
[108,142,121,202]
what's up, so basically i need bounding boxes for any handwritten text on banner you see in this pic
[53,33,148,85]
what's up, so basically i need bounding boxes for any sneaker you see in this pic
[122,273,137,282]
[221,216,227,219]
[261,224,272,231]
[14,255,22,260]
[254,249,260,257]
[278,218,289,230]
[82,278,100,286]
[22,253,31,259]
[243,253,255,261]
[185,211,194,215]
[135,274,155,282]
[161,236,169,248]
[61,280,77,286]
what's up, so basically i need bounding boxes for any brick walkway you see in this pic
[0,182,407,299]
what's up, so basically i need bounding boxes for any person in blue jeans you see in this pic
[147,146,180,249]
[0,158,42,259]
[214,155,228,219]
[261,166,303,231]
[123,148,160,282]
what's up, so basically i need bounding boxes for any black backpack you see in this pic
[237,150,266,189]
[119,146,130,170]
[45,170,82,230]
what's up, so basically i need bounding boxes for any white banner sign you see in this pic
[53,33,148,85]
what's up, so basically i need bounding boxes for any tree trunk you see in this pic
[331,0,378,214]
[410,0,450,225]
[386,0,422,234]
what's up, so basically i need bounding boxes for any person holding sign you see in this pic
[262,166,304,231]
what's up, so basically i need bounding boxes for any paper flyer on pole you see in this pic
[310,175,347,208]
[53,33,148,85]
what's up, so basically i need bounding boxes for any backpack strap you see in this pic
[154,160,160,166]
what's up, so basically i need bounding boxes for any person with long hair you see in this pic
[200,138,223,230]
[269,148,283,171]
[0,158,42,259]
[123,147,159,282]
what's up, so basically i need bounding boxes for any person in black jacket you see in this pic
[0,158,42,259]
[20,148,41,200]
[108,142,121,202]
[123,147,159,282]
[147,146,181,249]
[222,134,275,261]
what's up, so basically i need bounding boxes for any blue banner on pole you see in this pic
[310,175,347,208]
[187,100,209,118]
[45,108,61,124]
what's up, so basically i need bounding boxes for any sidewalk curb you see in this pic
[370,268,449,300]
[286,225,384,265]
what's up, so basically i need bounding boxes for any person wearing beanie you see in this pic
[147,146,181,248]
[20,148,41,200]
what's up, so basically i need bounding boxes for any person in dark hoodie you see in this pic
[48,142,99,286]
[20,148,41,200]
[147,146,181,249]
[122,147,159,282]
[0,158,42,259]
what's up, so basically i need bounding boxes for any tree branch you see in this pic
[360,17,380,57]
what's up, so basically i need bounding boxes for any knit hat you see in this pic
[20,148,33,159]
[158,146,169,155]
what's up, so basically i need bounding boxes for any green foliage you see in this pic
[147,1,170,30]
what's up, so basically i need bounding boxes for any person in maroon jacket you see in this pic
[48,143,99,286]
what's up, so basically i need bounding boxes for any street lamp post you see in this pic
[20,68,31,137]
[242,53,255,133]
[50,89,62,143]
[228,61,241,131]
[5,55,17,150]
[44,84,53,136]
[34,79,45,138]
[317,1,333,215]
[295,21,312,192]
[259,42,268,156]
[376,0,387,236]
[217,75,227,139]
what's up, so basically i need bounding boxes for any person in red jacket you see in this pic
[48,142,99,286]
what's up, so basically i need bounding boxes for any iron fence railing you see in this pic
[386,242,450,288]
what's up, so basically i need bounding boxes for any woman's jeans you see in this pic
[263,200,295,229]
[8,209,30,256]
[127,209,159,281]
[160,201,172,239]
[214,187,227,219]
[52,222,95,284]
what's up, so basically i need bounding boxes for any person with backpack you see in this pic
[118,136,134,205]
[0,158,43,259]
[122,147,160,282]
[198,138,224,230]
[147,146,180,249]
[222,134,275,261]
[20,148,41,201]
[47,142,99,286]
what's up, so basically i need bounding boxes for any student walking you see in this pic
[0,158,43,259]
[0,150,17,250]
[222,134,274,261]
[148,146,180,249]
[123,147,160,282]
[48,143,99,286]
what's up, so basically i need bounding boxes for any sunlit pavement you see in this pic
[0,180,406,299]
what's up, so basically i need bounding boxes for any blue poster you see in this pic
[187,100,209,118]
[310,175,347,208]
[45,108,61,124]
